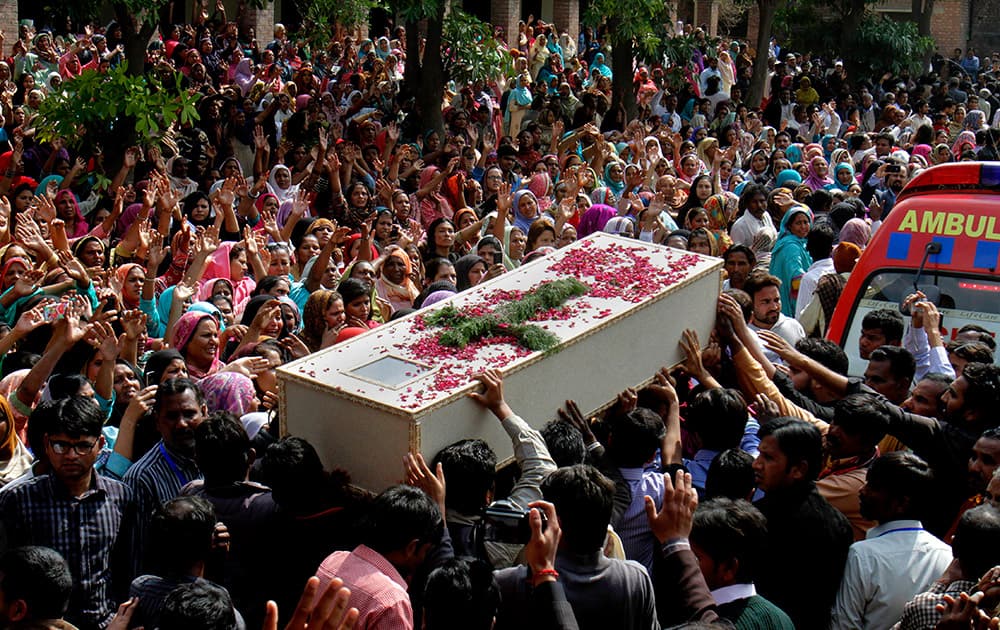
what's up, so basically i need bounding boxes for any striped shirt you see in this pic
[122,440,202,567]
[0,473,137,630]
[617,467,664,575]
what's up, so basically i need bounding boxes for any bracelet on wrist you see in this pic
[532,568,559,579]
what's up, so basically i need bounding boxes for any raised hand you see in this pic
[123,146,141,169]
[644,469,698,543]
[557,399,597,445]
[13,269,43,297]
[173,276,199,303]
[404,451,446,516]
[57,250,89,285]
[121,309,149,340]
[12,304,46,336]
[263,576,359,630]
[33,194,56,222]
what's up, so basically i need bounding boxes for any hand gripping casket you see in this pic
[278,233,722,491]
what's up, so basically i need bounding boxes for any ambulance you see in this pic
[827,162,1000,375]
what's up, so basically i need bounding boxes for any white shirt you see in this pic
[750,315,805,365]
[796,258,836,320]
[711,582,757,606]
[730,212,774,247]
[830,520,952,630]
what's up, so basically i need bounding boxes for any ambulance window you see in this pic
[843,271,1000,374]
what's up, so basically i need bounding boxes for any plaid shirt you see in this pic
[893,579,977,630]
[0,473,137,630]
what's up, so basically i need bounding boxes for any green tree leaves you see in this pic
[34,64,201,164]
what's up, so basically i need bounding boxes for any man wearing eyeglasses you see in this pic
[0,397,137,630]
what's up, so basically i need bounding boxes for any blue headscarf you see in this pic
[511,189,540,233]
[775,169,802,189]
[784,144,803,165]
[769,206,814,317]
[831,162,855,191]
[35,175,63,196]
[591,53,612,80]
[603,162,626,198]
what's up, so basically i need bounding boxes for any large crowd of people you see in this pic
[1,6,1000,630]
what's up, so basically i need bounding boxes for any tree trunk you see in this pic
[747,0,778,108]
[919,5,933,37]
[404,4,447,139]
[116,6,156,76]
[840,0,866,52]
[611,38,637,123]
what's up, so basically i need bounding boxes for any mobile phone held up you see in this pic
[42,301,68,322]
[481,504,545,544]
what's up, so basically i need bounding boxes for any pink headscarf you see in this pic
[527,172,553,211]
[201,242,256,312]
[418,167,453,230]
[951,131,977,158]
[199,372,258,415]
[578,204,618,237]
[172,311,224,380]
[912,144,933,161]
[54,190,88,238]
[803,157,834,192]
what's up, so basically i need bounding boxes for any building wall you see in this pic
[742,0,970,61]
[928,0,970,54]
[0,2,17,59]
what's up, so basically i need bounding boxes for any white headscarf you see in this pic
[266,164,298,204]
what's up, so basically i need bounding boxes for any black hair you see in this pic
[424,258,455,282]
[742,272,781,300]
[868,346,916,384]
[0,546,73,621]
[608,408,665,467]
[757,417,823,481]
[541,464,616,553]
[961,363,1000,420]
[957,324,997,350]
[159,581,237,630]
[155,377,205,415]
[337,277,371,306]
[861,309,905,344]
[953,505,1000,580]
[34,396,104,439]
[705,449,756,501]
[262,437,338,512]
[690,498,768,583]
[194,412,252,485]
[686,388,748,451]
[864,451,935,520]
[363,485,443,555]
[1,351,40,379]
[423,558,500,630]
[831,393,890,447]
[144,349,186,386]
[253,274,292,297]
[723,244,756,268]
[149,496,217,576]
[432,439,497,515]
[948,341,995,365]
[805,222,836,262]
[795,338,849,375]
[541,420,587,467]
[47,373,93,400]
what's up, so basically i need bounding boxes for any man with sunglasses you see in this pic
[0,397,137,630]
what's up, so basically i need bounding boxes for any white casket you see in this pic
[278,233,722,491]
